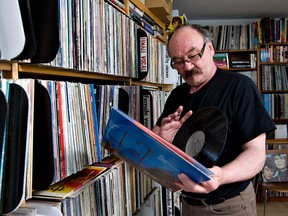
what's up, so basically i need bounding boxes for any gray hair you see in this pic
[168,24,213,46]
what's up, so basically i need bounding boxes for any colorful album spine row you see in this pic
[262,93,288,119]
[49,0,167,83]
[261,65,288,91]
[201,17,288,51]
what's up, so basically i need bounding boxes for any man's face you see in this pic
[263,166,274,179]
[274,154,287,170]
[168,27,215,90]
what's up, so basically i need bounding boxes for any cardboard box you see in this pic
[145,0,172,23]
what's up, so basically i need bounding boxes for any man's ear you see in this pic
[208,42,215,55]
[208,42,215,51]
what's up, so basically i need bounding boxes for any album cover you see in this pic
[101,108,213,192]
[32,165,107,199]
[0,0,25,60]
[261,149,288,182]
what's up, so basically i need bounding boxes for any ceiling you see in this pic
[173,0,288,21]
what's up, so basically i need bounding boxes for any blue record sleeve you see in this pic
[101,107,213,191]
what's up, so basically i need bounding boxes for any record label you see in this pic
[185,131,205,157]
[172,106,228,167]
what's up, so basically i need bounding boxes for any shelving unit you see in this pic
[215,49,258,85]
[258,41,288,203]
[258,42,288,123]
[208,20,288,124]
[258,42,288,91]
[0,0,173,215]
[206,19,288,204]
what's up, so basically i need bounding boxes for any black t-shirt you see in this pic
[156,68,276,199]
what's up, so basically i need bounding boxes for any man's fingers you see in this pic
[179,110,193,123]
[161,116,171,126]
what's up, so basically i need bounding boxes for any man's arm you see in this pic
[176,133,266,193]
[220,133,266,183]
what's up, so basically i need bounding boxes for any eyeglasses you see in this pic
[170,43,206,69]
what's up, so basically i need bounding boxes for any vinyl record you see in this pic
[118,88,129,115]
[172,106,228,167]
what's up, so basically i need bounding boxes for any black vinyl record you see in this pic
[2,83,29,214]
[118,88,129,115]
[29,0,59,63]
[33,81,54,190]
[13,0,37,60]
[0,90,7,148]
[172,106,228,167]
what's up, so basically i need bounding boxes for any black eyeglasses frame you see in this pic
[170,42,206,69]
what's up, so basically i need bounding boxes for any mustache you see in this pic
[184,68,200,79]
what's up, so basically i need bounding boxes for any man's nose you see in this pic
[183,60,195,71]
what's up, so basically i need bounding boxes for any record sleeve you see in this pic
[101,107,213,192]
[135,29,148,80]
[0,0,25,59]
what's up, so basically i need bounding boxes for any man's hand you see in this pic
[175,166,223,193]
[159,106,192,143]
[174,133,267,194]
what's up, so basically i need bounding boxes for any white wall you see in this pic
[172,9,260,26]
[188,19,260,25]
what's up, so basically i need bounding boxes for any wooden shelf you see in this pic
[261,90,288,93]
[215,49,257,53]
[260,61,288,65]
[266,138,288,144]
[130,0,166,30]
[0,60,13,71]
[259,42,288,46]
[19,64,131,82]
[1,62,173,91]
[228,68,257,71]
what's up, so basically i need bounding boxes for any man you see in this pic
[273,153,288,181]
[152,25,276,215]
[262,157,277,182]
